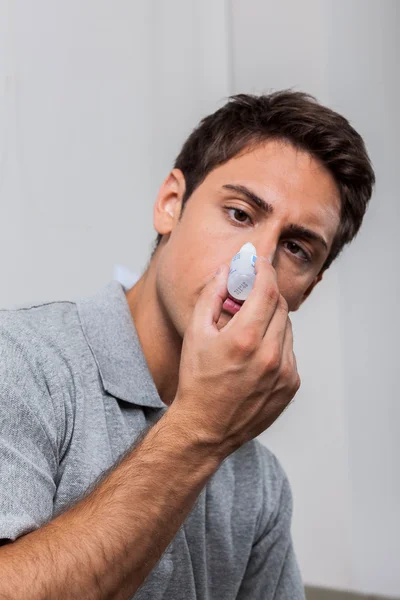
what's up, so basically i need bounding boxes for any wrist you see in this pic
[164,400,227,467]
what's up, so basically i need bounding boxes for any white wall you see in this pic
[1,1,399,597]
[326,2,400,595]
[0,0,229,307]
[230,0,400,597]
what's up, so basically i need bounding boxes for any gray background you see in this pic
[0,1,398,597]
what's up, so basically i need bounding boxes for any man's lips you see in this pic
[222,295,244,315]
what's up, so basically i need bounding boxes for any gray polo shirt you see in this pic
[0,281,305,599]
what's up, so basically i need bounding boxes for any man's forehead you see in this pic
[222,142,335,187]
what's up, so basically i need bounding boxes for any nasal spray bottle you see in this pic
[227,242,257,303]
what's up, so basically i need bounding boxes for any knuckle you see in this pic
[279,295,289,314]
[294,373,301,391]
[233,330,258,355]
[266,285,279,306]
[280,361,293,380]
[265,348,281,372]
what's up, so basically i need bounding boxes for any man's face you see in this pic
[153,140,341,337]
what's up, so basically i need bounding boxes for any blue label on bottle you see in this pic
[251,254,256,273]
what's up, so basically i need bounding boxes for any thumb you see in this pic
[192,264,229,331]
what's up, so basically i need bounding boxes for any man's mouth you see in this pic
[222,295,244,315]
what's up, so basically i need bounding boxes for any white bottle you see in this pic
[227,242,257,302]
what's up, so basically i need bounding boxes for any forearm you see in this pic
[0,405,221,600]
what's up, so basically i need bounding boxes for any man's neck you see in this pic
[125,265,182,407]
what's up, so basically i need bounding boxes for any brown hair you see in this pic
[151,90,375,271]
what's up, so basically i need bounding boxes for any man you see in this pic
[0,90,375,599]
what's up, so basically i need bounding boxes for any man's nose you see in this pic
[252,237,277,265]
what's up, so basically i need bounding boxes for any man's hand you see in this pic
[173,256,301,457]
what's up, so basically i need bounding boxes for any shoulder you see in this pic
[0,298,85,378]
[254,439,291,488]
[0,300,82,458]
[253,440,293,539]
[230,437,290,492]
[229,439,293,538]
[0,298,79,345]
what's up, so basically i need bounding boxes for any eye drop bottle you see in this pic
[227,242,257,302]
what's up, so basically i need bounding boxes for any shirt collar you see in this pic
[76,280,166,409]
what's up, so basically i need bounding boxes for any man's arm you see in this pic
[0,403,221,600]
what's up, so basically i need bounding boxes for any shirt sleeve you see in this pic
[0,322,59,542]
[236,446,306,600]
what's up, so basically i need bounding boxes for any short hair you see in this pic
[151,90,375,272]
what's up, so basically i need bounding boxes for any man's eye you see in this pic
[283,241,311,262]
[226,207,252,225]
[225,207,311,263]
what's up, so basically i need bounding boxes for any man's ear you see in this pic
[153,169,186,236]
[293,270,324,311]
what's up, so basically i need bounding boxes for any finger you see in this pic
[292,349,298,376]
[191,264,229,332]
[225,255,279,340]
[258,294,290,366]
[278,317,300,389]
[280,316,294,368]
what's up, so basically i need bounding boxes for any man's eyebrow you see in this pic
[223,184,274,215]
[287,224,328,252]
[222,183,329,252]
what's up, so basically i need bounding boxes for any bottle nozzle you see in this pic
[240,242,256,254]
